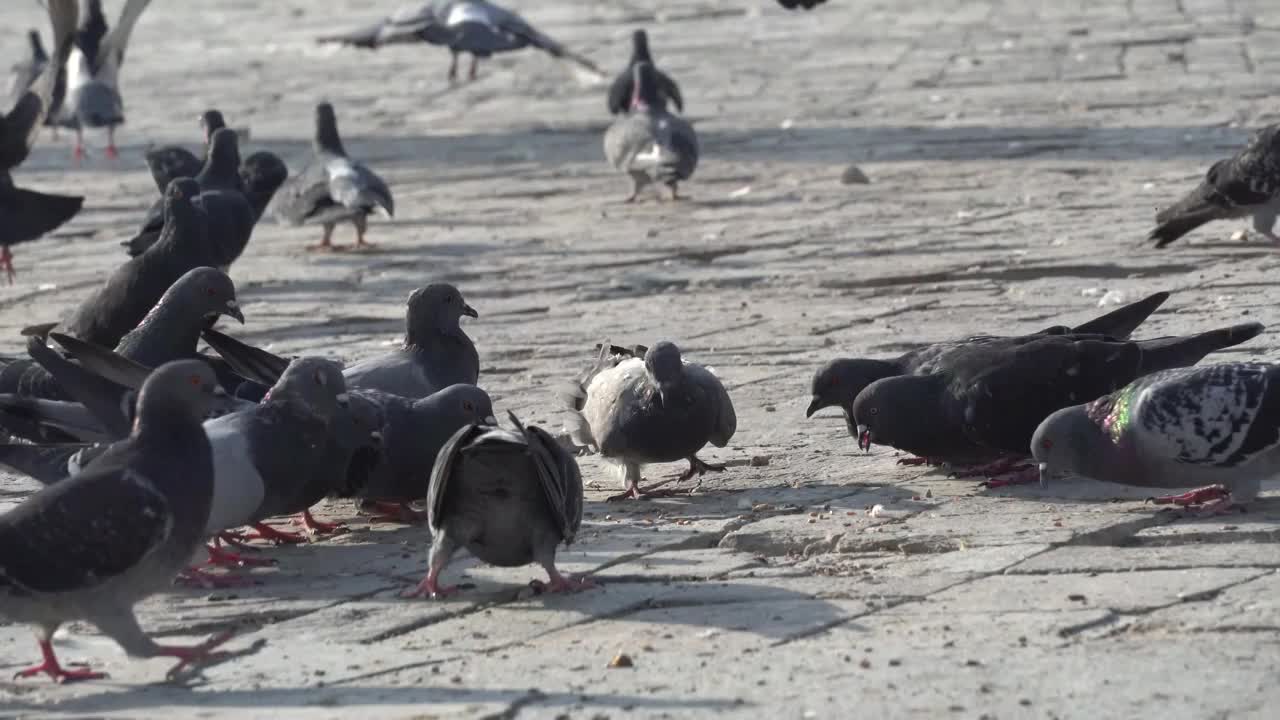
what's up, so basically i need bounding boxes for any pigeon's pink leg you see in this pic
[176,567,256,589]
[295,509,346,535]
[1147,485,1235,514]
[1,246,15,285]
[950,456,1033,480]
[980,466,1040,488]
[205,537,275,568]
[241,522,308,545]
[363,500,429,524]
[12,640,106,683]
[105,127,118,160]
[531,568,597,594]
[403,564,459,599]
[158,631,235,678]
[897,456,943,467]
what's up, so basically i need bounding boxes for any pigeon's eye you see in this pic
[1041,439,1053,451]
[445,294,454,303]
[868,407,878,416]
[206,287,216,296]
[189,375,202,386]
[463,400,475,412]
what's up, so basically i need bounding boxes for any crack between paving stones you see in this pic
[149,583,401,639]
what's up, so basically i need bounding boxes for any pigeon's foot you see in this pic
[361,500,429,524]
[351,239,378,252]
[104,145,118,160]
[950,456,1032,480]
[676,456,726,482]
[176,567,256,589]
[294,509,347,536]
[980,466,1040,488]
[606,477,693,501]
[1146,485,1239,515]
[531,569,597,594]
[71,144,86,167]
[305,242,344,253]
[242,522,308,545]
[402,569,459,599]
[161,630,236,680]
[205,540,275,568]
[896,456,943,467]
[13,641,107,684]
[1,246,15,285]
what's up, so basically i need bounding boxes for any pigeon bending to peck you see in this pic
[407,412,588,598]
[269,102,393,252]
[53,0,154,164]
[604,62,699,202]
[317,1,603,84]
[1149,124,1280,248]
[807,291,1170,441]
[1034,363,1280,514]
[607,30,682,116]
[564,341,736,501]
[0,359,234,684]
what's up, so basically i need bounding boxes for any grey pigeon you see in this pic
[407,411,588,598]
[1149,124,1280,247]
[202,283,480,398]
[853,323,1266,482]
[807,291,1171,441]
[53,0,152,163]
[54,178,223,349]
[142,109,226,194]
[0,359,234,683]
[284,391,386,536]
[1,2,82,284]
[317,0,603,83]
[607,30,682,116]
[564,341,736,500]
[603,62,699,202]
[778,0,829,8]
[269,102,393,252]
[1034,362,1280,514]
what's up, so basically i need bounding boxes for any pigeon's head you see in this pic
[1031,405,1102,487]
[850,376,934,453]
[406,283,478,338]
[630,61,665,112]
[434,384,498,428]
[644,341,684,404]
[162,178,201,222]
[807,358,899,419]
[199,109,226,144]
[136,359,226,429]
[240,151,290,200]
[169,266,244,324]
[27,29,46,59]
[270,357,348,415]
[206,127,241,170]
[631,29,651,59]
[313,102,346,155]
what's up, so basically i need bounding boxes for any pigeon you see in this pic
[54,178,223,349]
[0,359,235,683]
[0,2,83,284]
[356,383,496,521]
[778,0,829,8]
[853,323,1266,481]
[202,283,480,398]
[806,291,1171,440]
[317,0,603,83]
[282,391,386,536]
[142,109,226,194]
[603,62,699,202]
[406,411,589,598]
[268,102,393,252]
[607,30,682,116]
[1149,124,1280,248]
[1033,362,1280,514]
[563,341,736,501]
[53,0,153,164]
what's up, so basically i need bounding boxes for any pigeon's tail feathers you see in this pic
[1138,323,1267,373]
[1071,291,1170,339]
[0,394,107,442]
[556,341,614,448]
[316,22,386,49]
[1148,209,1221,248]
[0,442,87,485]
[2,188,82,245]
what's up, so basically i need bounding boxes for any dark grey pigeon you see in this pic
[0,359,234,683]
[407,411,588,598]
[317,0,603,83]
[202,283,480,398]
[283,391,386,535]
[1,2,82,284]
[53,0,152,164]
[269,102,393,252]
[356,383,495,522]
[807,291,1171,440]
[778,0,828,8]
[853,323,1266,482]
[54,178,222,349]
[564,340,736,500]
[1034,362,1280,514]
[607,30,682,116]
[1149,124,1280,247]
[603,62,699,202]
[142,109,226,194]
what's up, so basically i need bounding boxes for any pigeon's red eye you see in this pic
[189,375,202,386]
[1042,439,1053,450]
[206,287,216,296]
[830,378,839,387]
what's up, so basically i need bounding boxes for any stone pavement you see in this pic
[2,0,1280,717]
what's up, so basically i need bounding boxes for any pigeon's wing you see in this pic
[656,68,683,113]
[1121,363,1280,468]
[603,113,654,171]
[509,412,581,542]
[0,394,114,443]
[97,0,153,76]
[1069,291,1170,339]
[1149,143,1280,248]
[482,2,603,73]
[0,465,170,595]
[557,341,630,448]
[426,422,480,533]
[606,70,631,115]
[199,328,291,387]
[315,2,442,47]
[32,335,136,438]
[0,0,77,170]
[144,146,202,194]
[269,160,338,225]
[0,441,101,486]
[328,159,395,217]
[49,332,151,390]
[685,362,736,448]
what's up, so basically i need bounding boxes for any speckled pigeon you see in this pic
[607,30,681,115]
[603,62,698,202]
[1034,362,1280,514]
[406,411,588,598]
[563,340,736,500]
[0,359,235,683]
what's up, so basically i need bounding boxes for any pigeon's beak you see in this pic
[483,415,498,426]
[212,385,228,398]
[1038,462,1049,488]
[461,303,479,319]
[335,393,350,408]
[225,300,245,324]
[856,424,872,453]
[370,430,384,447]
[805,395,824,418]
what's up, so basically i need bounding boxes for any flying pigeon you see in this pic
[407,411,589,598]
[53,0,153,164]
[607,30,682,115]
[268,102,393,252]
[1035,362,1280,514]
[603,62,699,202]
[0,359,234,683]
[807,291,1171,442]
[0,2,83,284]
[853,323,1266,481]
[317,1,603,83]
[563,341,736,500]
[1149,124,1280,248]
